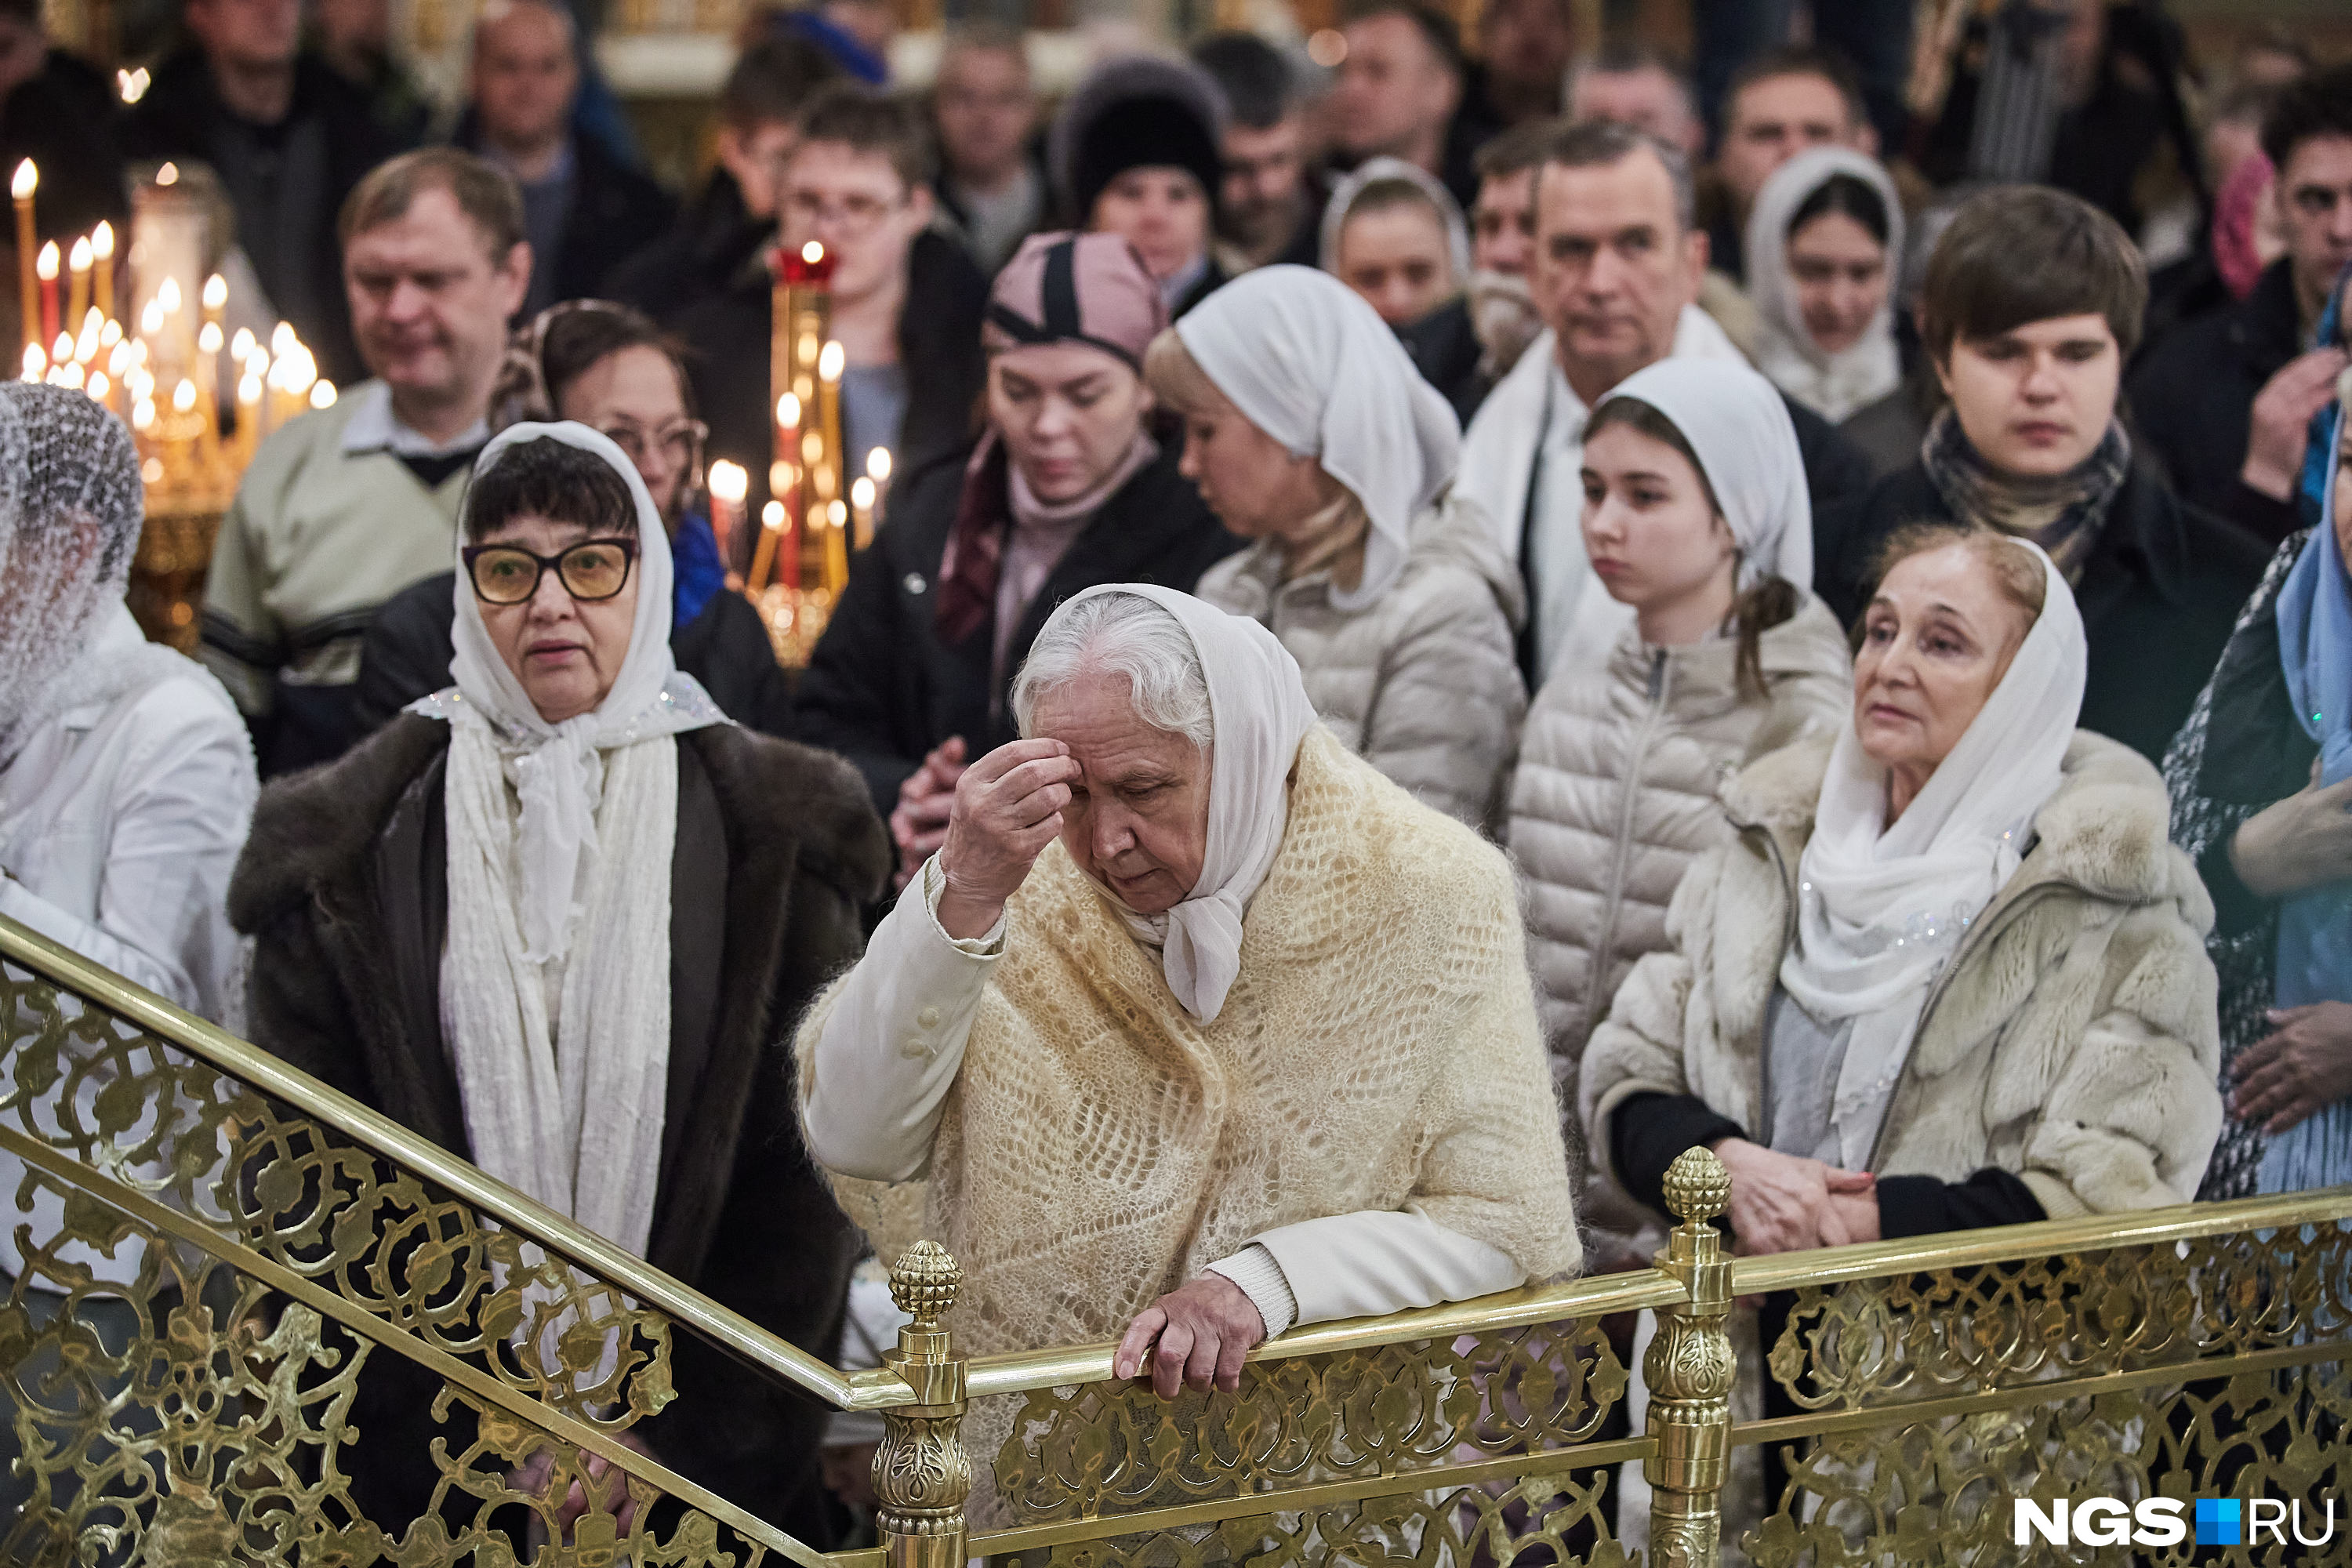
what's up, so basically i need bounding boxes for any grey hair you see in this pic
[1537,118,1695,235]
[1011,592,1213,750]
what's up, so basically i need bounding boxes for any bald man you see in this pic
[459,0,673,313]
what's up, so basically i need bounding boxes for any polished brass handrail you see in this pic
[0,908,864,1410]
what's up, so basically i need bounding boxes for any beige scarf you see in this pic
[800,728,1581,1358]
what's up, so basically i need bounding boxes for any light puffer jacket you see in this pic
[1581,729,2223,1225]
[1508,592,1851,1093]
[1197,492,1524,830]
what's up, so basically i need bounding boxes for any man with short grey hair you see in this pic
[1457,121,1866,687]
[201,149,530,775]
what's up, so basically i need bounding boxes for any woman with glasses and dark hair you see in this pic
[354,300,796,735]
[230,423,887,1547]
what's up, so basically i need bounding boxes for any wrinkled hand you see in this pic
[1115,1272,1269,1398]
[2228,775,2352,901]
[934,738,1079,940]
[508,1430,655,1540]
[1711,1137,1877,1257]
[891,737,969,890]
[2232,1002,2352,1134]
[2240,347,2349,502]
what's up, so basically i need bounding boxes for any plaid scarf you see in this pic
[1919,407,2131,583]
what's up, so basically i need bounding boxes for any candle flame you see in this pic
[157,277,180,314]
[10,159,34,199]
[310,380,336,409]
[99,318,120,347]
[20,343,42,380]
[851,474,876,509]
[155,162,178,185]
[74,316,100,363]
[761,500,784,530]
[238,372,263,405]
[132,399,154,430]
[56,361,82,390]
[867,446,891,483]
[828,499,848,527]
[139,299,162,335]
[707,458,749,503]
[90,220,112,259]
[87,371,107,400]
[776,392,801,426]
[817,339,844,381]
[34,241,56,280]
[67,237,89,270]
[801,241,823,264]
[230,326,255,360]
[270,321,297,356]
[172,378,196,412]
[198,321,223,354]
[201,273,227,311]
[49,332,68,363]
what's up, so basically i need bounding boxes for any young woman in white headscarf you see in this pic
[1581,523,2221,1557]
[1145,265,1525,830]
[1504,359,1851,1256]
[1744,146,1905,426]
[1319,157,1486,419]
[797,584,1577,1505]
[230,424,888,1547]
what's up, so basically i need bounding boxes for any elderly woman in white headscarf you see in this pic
[799,584,1577,1414]
[1505,360,1851,1254]
[1581,522,2220,1558]
[1744,146,1906,426]
[232,424,887,1546]
[1142,265,1523,829]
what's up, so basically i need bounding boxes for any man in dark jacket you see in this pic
[122,0,402,383]
[456,0,673,318]
[2125,66,2352,545]
[673,86,985,525]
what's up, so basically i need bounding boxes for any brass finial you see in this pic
[1663,1147,1730,1226]
[889,1240,962,1329]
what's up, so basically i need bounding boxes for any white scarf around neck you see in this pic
[414,420,725,1261]
[1041,584,1319,1024]
[1744,147,1904,424]
[1777,542,2084,1171]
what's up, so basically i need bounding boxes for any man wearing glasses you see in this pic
[673,83,988,520]
[201,148,529,776]
[353,301,797,738]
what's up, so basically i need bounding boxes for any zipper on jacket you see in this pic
[1583,648,1671,1037]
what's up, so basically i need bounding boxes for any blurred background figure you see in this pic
[1328,0,1475,206]
[1051,53,1227,315]
[1700,45,1875,286]
[1567,42,1704,156]
[458,0,673,318]
[1463,121,1547,391]
[1193,29,1321,271]
[1319,154,1481,416]
[1454,0,1573,137]
[928,23,1044,274]
[1744,146,1904,426]
[309,0,430,147]
[0,0,127,256]
[123,0,404,382]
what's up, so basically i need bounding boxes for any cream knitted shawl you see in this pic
[798,727,1581,1360]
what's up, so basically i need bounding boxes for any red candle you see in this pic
[34,240,57,346]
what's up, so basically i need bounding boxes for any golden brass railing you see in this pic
[6,906,2350,1566]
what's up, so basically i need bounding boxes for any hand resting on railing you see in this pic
[1112,1271,1269,1397]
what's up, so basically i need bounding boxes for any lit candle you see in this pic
[706,458,747,573]
[815,338,844,521]
[196,318,223,466]
[89,220,111,321]
[824,496,849,596]
[866,444,892,530]
[309,380,335,410]
[35,241,57,346]
[201,271,226,329]
[65,236,89,334]
[235,369,263,466]
[20,341,41,380]
[762,499,793,592]
[850,474,876,550]
[74,309,100,365]
[11,161,34,357]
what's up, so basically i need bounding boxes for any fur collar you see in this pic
[232,715,888,931]
[1722,727,2202,913]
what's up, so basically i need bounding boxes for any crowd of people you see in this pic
[3,0,2352,1551]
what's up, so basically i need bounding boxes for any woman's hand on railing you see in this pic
[1113,1272,1269,1398]
[2232,1002,2352,1133]
[509,1430,657,1540]
[1709,1138,1878,1256]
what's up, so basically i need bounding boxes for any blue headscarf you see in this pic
[2262,358,2352,1195]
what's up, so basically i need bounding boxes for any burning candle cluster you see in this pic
[728,240,888,666]
[13,158,333,516]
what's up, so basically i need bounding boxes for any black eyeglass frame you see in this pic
[461,537,641,605]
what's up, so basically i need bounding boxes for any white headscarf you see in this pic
[1317,155,1472,289]
[1043,583,1319,1025]
[1174,266,1461,609]
[416,420,725,1261]
[1778,541,2085,1171]
[1745,147,1905,424]
[1597,358,1815,593]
